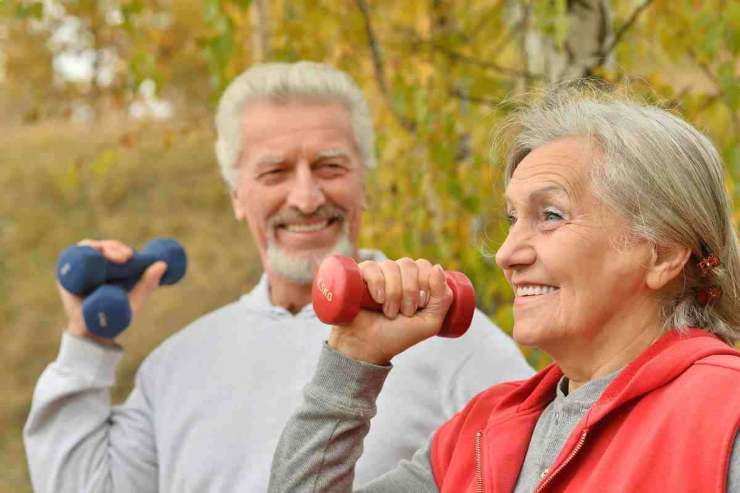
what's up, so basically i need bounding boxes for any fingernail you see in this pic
[386,301,398,319]
[402,298,414,317]
[376,287,385,304]
[419,290,427,307]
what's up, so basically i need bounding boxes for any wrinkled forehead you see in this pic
[506,137,599,200]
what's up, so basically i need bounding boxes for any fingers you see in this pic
[397,258,419,317]
[379,260,402,319]
[415,258,433,309]
[358,261,385,304]
[56,281,87,333]
[358,257,436,319]
[426,264,454,316]
[129,261,166,316]
[78,239,133,264]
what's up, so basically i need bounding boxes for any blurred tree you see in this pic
[15,2,740,489]
[2,0,738,367]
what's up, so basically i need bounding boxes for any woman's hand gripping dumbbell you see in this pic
[312,255,475,365]
[56,238,187,341]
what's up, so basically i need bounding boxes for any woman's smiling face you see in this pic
[495,137,655,354]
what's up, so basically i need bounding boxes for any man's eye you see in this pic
[316,163,346,176]
[261,169,285,177]
[506,214,517,225]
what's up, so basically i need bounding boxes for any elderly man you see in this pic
[24,62,532,492]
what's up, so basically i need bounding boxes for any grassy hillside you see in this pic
[0,119,261,492]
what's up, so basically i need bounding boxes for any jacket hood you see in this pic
[511,329,738,424]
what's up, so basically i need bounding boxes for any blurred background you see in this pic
[1,0,738,490]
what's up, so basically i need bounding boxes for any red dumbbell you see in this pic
[312,255,476,338]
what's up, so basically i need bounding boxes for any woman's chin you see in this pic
[512,324,550,348]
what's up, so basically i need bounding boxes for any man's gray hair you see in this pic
[500,83,740,344]
[214,61,377,190]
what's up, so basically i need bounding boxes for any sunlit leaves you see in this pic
[3,0,738,368]
[14,1,42,19]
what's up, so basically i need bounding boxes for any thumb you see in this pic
[129,261,166,315]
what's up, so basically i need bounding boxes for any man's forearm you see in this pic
[23,333,157,493]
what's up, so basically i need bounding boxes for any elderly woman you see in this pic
[268,87,740,492]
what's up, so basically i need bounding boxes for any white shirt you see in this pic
[24,250,533,492]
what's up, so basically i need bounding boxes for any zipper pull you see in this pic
[475,430,484,493]
[533,429,589,493]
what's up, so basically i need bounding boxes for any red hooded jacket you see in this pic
[431,329,740,493]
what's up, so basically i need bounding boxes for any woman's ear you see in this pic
[646,243,692,290]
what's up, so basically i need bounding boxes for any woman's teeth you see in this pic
[516,285,558,297]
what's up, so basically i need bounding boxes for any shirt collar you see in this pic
[239,249,386,318]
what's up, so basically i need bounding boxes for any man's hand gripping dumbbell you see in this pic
[55,238,187,343]
[312,255,475,365]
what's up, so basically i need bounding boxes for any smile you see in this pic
[279,217,340,233]
[515,285,559,297]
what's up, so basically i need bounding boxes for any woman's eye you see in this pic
[543,209,564,222]
[506,214,517,225]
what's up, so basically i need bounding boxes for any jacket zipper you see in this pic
[475,431,484,493]
[533,429,588,493]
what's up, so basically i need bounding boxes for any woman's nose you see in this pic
[495,223,536,271]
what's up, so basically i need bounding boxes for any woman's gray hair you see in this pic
[500,83,740,344]
[214,61,376,190]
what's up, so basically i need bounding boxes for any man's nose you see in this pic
[286,167,326,214]
[495,223,536,271]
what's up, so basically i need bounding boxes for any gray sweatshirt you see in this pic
[269,344,740,492]
[24,253,533,492]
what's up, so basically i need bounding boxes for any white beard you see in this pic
[266,231,354,284]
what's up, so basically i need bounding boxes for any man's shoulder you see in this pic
[394,308,532,382]
[430,308,523,358]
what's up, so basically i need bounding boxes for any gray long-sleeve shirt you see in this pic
[24,256,533,492]
[269,344,740,492]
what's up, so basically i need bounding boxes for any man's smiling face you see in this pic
[230,99,365,283]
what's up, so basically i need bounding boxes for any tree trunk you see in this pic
[519,0,613,83]
[250,0,271,62]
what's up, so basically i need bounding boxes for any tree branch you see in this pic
[354,0,416,131]
[596,0,653,64]
[687,48,740,136]
[430,41,541,80]
[449,88,517,111]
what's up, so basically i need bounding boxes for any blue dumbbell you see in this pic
[56,238,187,295]
[56,238,187,337]
[82,284,133,338]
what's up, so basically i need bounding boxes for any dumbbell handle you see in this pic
[312,256,475,338]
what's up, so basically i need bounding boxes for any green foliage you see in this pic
[1,0,739,488]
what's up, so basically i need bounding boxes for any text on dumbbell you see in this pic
[316,278,333,302]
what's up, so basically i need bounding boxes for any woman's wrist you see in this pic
[328,327,391,366]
